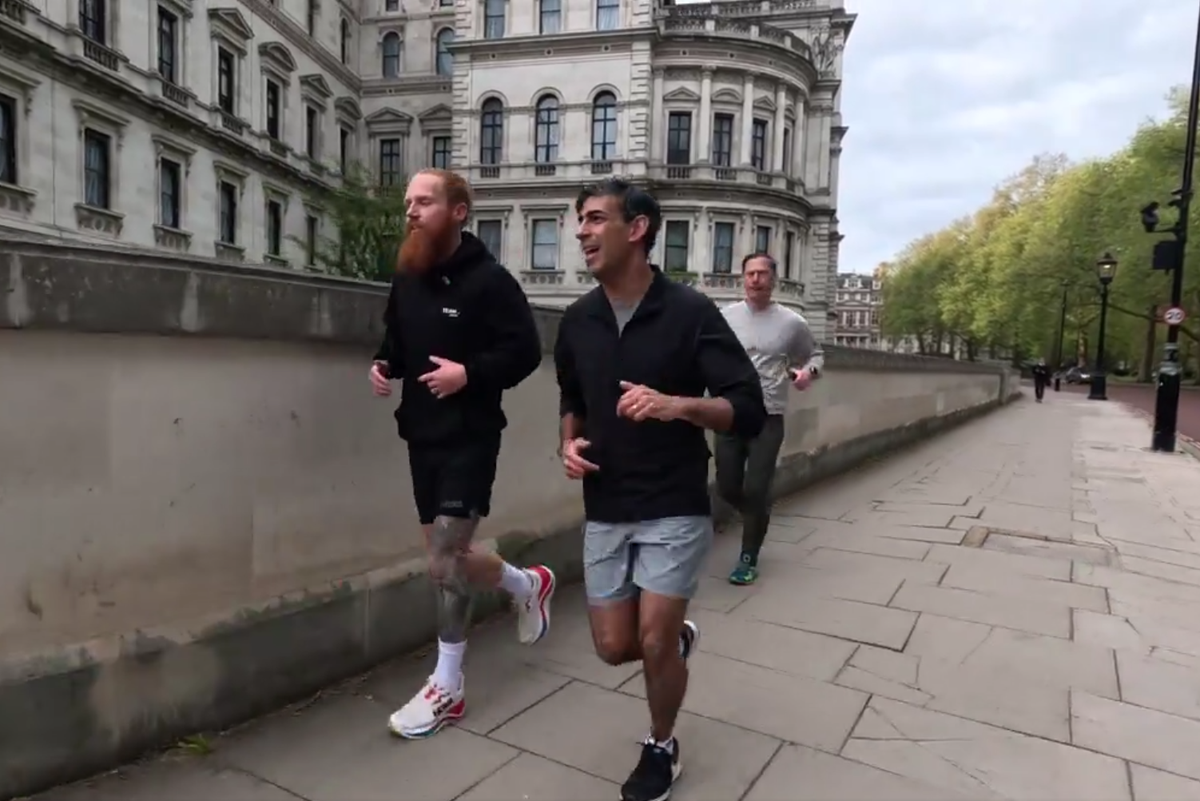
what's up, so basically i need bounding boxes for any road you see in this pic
[1058,380,1200,443]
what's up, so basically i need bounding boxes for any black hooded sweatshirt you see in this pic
[373,232,542,447]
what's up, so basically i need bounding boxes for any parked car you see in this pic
[1062,367,1091,384]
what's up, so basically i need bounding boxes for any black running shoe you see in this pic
[621,737,682,801]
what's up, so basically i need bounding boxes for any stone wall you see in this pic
[0,241,1020,798]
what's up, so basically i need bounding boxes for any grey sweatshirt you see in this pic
[721,300,825,415]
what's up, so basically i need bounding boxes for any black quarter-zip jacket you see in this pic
[373,232,543,446]
[554,266,768,523]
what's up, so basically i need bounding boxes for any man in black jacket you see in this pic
[1031,358,1051,402]
[370,169,556,739]
[555,179,767,801]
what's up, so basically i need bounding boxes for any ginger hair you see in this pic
[413,168,473,218]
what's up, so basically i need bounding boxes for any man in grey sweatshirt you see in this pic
[717,253,824,585]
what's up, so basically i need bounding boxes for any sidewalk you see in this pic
[33,392,1200,801]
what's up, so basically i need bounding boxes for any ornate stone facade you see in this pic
[0,0,852,334]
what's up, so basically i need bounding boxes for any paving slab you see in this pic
[490,681,780,801]
[35,393,1200,801]
[1130,764,1200,800]
[845,696,1129,800]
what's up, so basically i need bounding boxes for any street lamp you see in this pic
[1089,253,1118,401]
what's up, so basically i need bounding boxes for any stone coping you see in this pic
[0,240,1005,374]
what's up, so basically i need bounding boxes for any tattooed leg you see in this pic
[428,514,479,644]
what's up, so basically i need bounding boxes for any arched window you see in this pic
[381,32,401,77]
[436,29,454,76]
[340,18,351,64]
[534,95,558,163]
[591,92,617,161]
[480,98,503,165]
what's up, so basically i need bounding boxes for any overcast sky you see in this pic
[839,0,1197,273]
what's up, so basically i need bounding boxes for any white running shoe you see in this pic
[387,675,465,739]
[517,565,556,645]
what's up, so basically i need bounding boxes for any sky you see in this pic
[839,0,1198,273]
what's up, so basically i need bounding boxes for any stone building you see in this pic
[0,0,851,335]
[832,270,879,348]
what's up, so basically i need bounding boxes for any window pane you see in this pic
[712,114,732,166]
[84,130,110,208]
[666,112,690,164]
[664,221,688,272]
[436,30,454,75]
[591,93,616,160]
[0,95,14,185]
[596,0,618,29]
[535,97,558,162]
[540,0,560,33]
[485,0,505,38]
[531,220,557,269]
[712,222,734,273]
[160,160,179,228]
[480,99,503,164]
[751,119,767,170]
[755,225,771,253]
[477,220,502,257]
[382,33,400,77]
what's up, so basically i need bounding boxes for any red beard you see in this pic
[398,220,451,274]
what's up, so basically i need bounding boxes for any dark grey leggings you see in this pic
[714,415,786,561]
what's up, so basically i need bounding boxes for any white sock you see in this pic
[432,640,465,691]
[499,562,534,600]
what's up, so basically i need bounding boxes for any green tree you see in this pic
[298,164,407,283]
[878,84,1200,378]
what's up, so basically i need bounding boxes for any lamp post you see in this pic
[1054,279,1069,369]
[1089,253,1118,401]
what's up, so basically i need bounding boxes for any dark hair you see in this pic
[575,178,662,255]
[741,252,777,273]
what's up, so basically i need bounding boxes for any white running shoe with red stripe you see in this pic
[517,565,556,645]
[387,675,465,739]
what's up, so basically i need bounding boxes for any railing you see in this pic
[518,269,565,286]
[649,164,799,192]
[659,13,812,62]
[466,159,641,182]
[220,111,247,135]
[82,39,119,71]
[666,0,817,19]
[161,82,189,108]
[0,0,30,24]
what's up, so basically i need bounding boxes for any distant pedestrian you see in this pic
[1031,358,1051,402]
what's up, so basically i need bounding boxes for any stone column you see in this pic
[739,74,754,166]
[693,208,710,273]
[650,69,665,162]
[697,68,713,163]
[792,96,805,177]
[772,84,786,172]
[818,108,832,190]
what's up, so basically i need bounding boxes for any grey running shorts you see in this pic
[583,516,714,603]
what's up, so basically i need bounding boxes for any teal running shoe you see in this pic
[728,553,759,585]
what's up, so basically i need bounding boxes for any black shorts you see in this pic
[408,438,501,525]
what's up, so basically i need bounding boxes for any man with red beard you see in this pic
[369,169,555,739]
